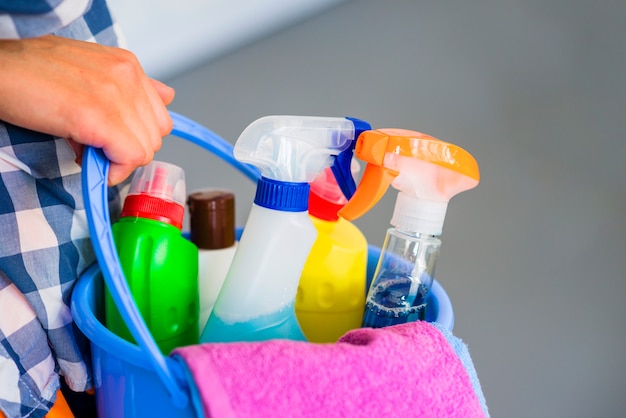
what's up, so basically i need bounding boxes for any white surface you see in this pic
[107,0,345,80]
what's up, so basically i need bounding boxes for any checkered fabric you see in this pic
[0,1,125,416]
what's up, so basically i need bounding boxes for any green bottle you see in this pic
[104,160,199,355]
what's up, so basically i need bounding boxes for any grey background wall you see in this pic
[118,1,626,416]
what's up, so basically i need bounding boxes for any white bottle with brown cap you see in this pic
[187,189,238,334]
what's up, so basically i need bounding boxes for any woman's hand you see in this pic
[0,35,175,185]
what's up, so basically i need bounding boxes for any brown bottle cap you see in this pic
[187,189,235,249]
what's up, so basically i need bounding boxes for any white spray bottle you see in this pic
[339,129,480,328]
[200,115,368,342]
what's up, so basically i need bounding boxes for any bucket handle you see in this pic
[81,111,260,408]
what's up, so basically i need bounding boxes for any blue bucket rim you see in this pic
[70,246,453,374]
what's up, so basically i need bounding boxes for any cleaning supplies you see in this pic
[200,115,369,343]
[187,189,238,334]
[339,129,480,328]
[295,166,368,342]
[105,160,199,354]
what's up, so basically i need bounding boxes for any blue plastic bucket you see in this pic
[70,112,455,417]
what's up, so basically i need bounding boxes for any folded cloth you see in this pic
[173,321,489,418]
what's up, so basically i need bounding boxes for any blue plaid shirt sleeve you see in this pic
[0,1,125,416]
[0,0,92,38]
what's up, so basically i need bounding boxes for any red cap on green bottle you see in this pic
[120,161,187,229]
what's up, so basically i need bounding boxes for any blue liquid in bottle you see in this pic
[202,303,306,343]
[362,274,430,328]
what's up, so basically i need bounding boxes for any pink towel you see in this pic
[173,321,486,418]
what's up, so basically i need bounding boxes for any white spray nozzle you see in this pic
[339,129,480,235]
[233,116,358,183]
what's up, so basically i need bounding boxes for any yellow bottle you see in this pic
[295,167,368,343]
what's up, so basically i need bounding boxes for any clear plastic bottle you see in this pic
[339,129,480,328]
[362,228,440,328]
[105,161,199,354]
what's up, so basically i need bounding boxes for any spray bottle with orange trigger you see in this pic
[339,129,480,328]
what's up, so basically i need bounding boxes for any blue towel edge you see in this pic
[171,354,207,418]
[430,321,490,417]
